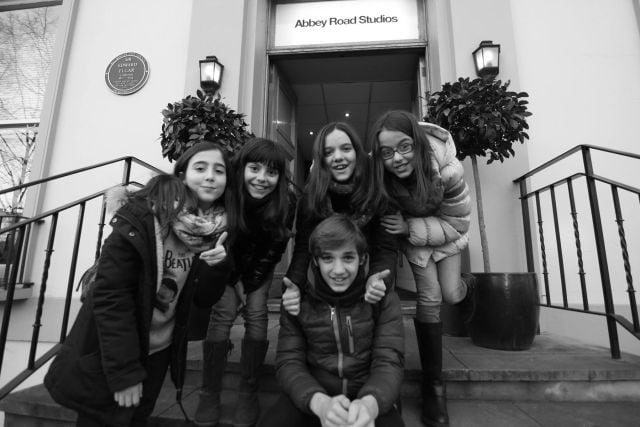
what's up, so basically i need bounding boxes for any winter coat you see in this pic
[275,273,404,416]
[229,192,297,293]
[44,198,226,422]
[286,192,398,288]
[402,123,471,266]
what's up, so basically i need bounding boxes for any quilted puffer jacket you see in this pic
[402,123,472,266]
[275,273,404,415]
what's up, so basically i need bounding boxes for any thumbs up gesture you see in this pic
[199,231,227,266]
[364,269,390,303]
[282,277,301,316]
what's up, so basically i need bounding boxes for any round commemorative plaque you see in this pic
[105,52,150,95]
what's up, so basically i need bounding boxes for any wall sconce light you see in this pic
[199,55,224,94]
[472,40,500,78]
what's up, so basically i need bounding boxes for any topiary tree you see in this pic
[425,77,532,272]
[160,90,254,162]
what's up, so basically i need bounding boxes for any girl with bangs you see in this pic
[281,122,398,317]
[46,141,232,426]
[194,138,297,427]
[370,110,473,427]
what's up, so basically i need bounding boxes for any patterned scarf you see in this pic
[171,205,227,253]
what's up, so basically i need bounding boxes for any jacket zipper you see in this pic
[330,306,348,395]
[346,315,355,354]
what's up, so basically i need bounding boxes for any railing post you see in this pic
[519,179,535,273]
[0,226,26,376]
[582,146,620,358]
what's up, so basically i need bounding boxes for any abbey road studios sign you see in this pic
[274,0,419,47]
[105,52,150,95]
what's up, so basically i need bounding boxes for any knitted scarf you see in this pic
[171,205,227,253]
[311,265,366,308]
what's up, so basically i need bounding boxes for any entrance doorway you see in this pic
[267,49,426,187]
[265,49,426,294]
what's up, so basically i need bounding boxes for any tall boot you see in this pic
[414,320,449,427]
[194,340,231,427]
[233,338,269,427]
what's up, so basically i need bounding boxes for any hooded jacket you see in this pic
[275,268,404,416]
[44,198,226,422]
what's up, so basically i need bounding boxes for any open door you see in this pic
[265,62,297,297]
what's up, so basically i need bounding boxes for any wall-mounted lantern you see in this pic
[472,40,500,78]
[199,55,224,95]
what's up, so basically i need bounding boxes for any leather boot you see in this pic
[456,273,477,326]
[194,340,231,427]
[233,338,269,427]
[414,320,449,427]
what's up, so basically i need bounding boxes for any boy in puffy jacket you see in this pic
[258,214,405,427]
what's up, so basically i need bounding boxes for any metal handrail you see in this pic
[515,144,640,359]
[0,157,160,400]
[0,156,163,197]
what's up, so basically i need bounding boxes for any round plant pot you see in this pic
[467,272,539,351]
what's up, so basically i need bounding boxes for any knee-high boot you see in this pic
[194,340,231,427]
[233,338,269,427]
[414,320,449,427]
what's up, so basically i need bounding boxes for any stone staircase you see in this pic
[2,306,640,426]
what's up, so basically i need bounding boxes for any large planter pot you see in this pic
[467,272,539,351]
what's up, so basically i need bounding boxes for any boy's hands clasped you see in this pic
[310,392,378,427]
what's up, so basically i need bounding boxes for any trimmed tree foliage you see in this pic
[425,77,532,271]
[160,90,254,162]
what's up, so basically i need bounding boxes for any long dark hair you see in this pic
[172,142,232,212]
[229,138,291,239]
[303,122,382,217]
[370,110,439,209]
[130,174,195,232]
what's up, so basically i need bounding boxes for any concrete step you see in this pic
[2,312,640,426]
[185,315,640,402]
[5,384,640,427]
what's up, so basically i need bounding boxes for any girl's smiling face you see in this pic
[323,129,356,182]
[182,149,226,210]
[244,162,279,199]
[378,128,415,178]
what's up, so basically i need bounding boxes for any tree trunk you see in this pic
[471,155,491,272]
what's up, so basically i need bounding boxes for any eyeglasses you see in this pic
[379,142,414,160]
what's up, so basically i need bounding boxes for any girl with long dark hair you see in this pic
[194,138,296,427]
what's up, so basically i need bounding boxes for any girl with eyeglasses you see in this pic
[369,110,473,427]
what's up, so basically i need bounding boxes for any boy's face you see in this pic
[315,243,363,293]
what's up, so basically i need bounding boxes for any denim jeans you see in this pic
[205,278,271,342]
[408,252,465,323]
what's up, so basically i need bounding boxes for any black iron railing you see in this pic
[515,145,640,359]
[0,157,162,399]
